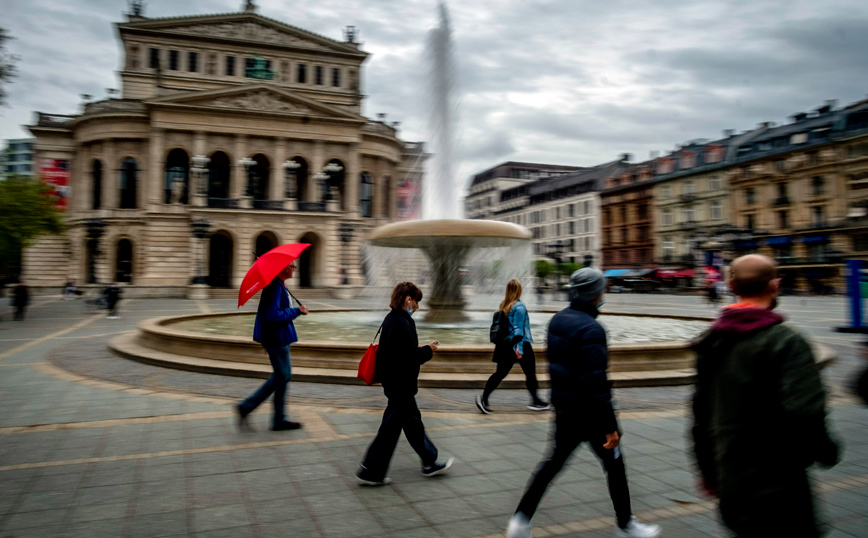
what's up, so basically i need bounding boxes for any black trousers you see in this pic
[483,343,542,404]
[361,395,438,480]
[516,410,632,528]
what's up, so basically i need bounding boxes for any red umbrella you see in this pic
[238,243,310,308]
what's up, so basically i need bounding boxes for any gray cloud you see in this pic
[3,0,868,193]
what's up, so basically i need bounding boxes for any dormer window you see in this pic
[705,144,724,163]
[680,151,696,169]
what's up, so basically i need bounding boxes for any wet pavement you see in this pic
[0,293,865,537]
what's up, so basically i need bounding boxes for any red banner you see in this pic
[38,158,70,210]
[397,178,420,220]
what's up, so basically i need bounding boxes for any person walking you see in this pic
[237,262,309,431]
[13,281,30,321]
[477,279,549,413]
[507,268,660,538]
[356,282,453,486]
[691,254,839,538]
[104,282,122,319]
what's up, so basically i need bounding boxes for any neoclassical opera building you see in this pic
[25,1,424,296]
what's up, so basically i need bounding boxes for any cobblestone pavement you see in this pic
[0,294,866,537]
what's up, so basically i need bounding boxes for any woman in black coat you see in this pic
[356,282,454,486]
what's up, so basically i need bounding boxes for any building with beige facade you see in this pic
[464,162,581,221]
[24,1,424,296]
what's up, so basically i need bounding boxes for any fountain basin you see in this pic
[108,309,735,388]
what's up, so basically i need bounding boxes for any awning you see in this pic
[603,269,629,277]
[766,236,792,246]
[657,269,694,279]
[624,268,656,278]
[734,239,758,249]
[802,234,829,244]
[703,266,721,279]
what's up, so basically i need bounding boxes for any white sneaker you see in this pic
[615,516,661,538]
[507,513,532,538]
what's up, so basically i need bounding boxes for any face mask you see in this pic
[407,307,414,316]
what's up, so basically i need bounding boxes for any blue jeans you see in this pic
[239,345,292,425]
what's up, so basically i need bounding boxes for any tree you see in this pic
[0,175,65,280]
[0,27,18,106]
[535,259,554,285]
[559,262,580,278]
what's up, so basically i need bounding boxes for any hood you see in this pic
[709,305,784,333]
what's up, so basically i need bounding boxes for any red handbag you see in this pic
[358,325,382,385]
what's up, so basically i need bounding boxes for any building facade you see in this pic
[1,138,35,179]
[465,161,581,220]
[600,157,655,270]
[24,2,424,294]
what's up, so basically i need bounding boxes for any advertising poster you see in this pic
[38,158,70,210]
[397,177,421,220]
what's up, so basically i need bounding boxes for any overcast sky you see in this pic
[2,0,868,189]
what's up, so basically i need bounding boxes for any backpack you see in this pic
[490,310,511,344]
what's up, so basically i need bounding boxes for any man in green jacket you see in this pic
[692,254,839,537]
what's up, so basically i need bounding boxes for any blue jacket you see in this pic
[547,298,618,435]
[252,278,301,347]
[508,301,533,354]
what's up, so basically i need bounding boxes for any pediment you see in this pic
[121,14,363,56]
[148,85,364,121]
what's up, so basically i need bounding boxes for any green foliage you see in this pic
[559,262,580,277]
[535,259,554,282]
[0,28,18,107]
[0,175,65,277]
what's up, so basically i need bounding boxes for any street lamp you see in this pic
[338,220,355,285]
[190,218,212,285]
[282,159,300,199]
[237,157,256,197]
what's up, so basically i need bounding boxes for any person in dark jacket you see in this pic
[13,281,30,321]
[104,283,122,319]
[356,282,453,486]
[237,262,309,431]
[691,254,839,538]
[508,268,660,538]
[477,279,549,413]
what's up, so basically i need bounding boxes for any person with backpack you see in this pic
[476,279,550,413]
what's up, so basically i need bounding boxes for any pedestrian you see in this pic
[691,254,839,538]
[477,279,549,413]
[104,282,122,319]
[507,268,660,538]
[13,281,30,321]
[356,281,453,486]
[64,279,77,300]
[237,262,309,431]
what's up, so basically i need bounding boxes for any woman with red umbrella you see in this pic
[237,246,310,431]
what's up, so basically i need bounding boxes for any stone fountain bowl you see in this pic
[107,309,773,388]
[367,219,532,248]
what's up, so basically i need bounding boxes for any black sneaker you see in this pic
[271,421,302,431]
[422,457,454,477]
[236,405,253,431]
[475,394,491,414]
[527,402,552,412]
[356,464,391,486]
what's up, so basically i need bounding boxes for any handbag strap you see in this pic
[371,324,383,345]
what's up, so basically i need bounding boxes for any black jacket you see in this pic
[376,308,433,399]
[547,299,617,435]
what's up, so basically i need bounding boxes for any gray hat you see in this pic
[566,267,606,302]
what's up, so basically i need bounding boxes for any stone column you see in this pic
[232,135,247,199]
[271,137,286,202]
[192,131,207,207]
[373,163,385,218]
[345,143,360,217]
[148,128,164,208]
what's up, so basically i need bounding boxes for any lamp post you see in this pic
[190,218,211,286]
[338,220,355,285]
[237,157,256,208]
[85,217,106,284]
[282,159,300,210]
[190,154,210,207]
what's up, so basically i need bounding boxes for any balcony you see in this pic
[207,198,239,209]
[36,112,75,128]
[773,196,791,206]
[252,200,284,211]
[297,201,327,212]
[680,193,697,202]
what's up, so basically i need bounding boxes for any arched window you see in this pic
[165,148,190,204]
[325,159,345,208]
[116,239,133,283]
[248,153,270,201]
[91,160,102,210]
[119,158,138,209]
[207,151,230,204]
[289,156,309,201]
[360,172,373,218]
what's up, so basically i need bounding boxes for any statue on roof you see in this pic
[244,0,258,13]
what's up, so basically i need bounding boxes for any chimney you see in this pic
[723,129,735,138]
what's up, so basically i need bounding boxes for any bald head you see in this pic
[729,254,778,298]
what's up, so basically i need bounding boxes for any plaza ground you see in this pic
[0,293,866,537]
